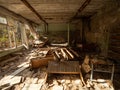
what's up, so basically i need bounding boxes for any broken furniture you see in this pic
[53,48,74,61]
[50,36,68,47]
[53,47,80,61]
[47,61,80,74]
[47,61,86,86]
[90,63,114,82]
[87,59,115,90]
[30,48,54,68]
[51,42,68,47]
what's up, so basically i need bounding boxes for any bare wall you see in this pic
[88,1,120,57]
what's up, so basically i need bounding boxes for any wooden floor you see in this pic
[47,61,80,74]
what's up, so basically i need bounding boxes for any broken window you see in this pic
[0,24,9,50]
[8,26,16,48]
[0,16,7,24]
[25,24,34,45]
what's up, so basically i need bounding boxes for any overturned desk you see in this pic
[47,61,80,74]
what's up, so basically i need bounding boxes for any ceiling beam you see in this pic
[70,0,91,22]
[21,0,48,25]
[0,6,38,25]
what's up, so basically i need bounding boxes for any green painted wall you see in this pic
[38,23,77,44]
[38,23,76,33]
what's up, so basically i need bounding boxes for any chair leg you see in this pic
[90,63,93,81]
[111,64,114,82]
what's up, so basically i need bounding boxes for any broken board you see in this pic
[47,61,80,74]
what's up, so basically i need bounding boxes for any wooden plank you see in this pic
[79,66,86,86]
[64,48,74,59]
[54,50,60,59]
[110,35,120,40]
[8,64,29,78]
[0,45,24,58]
[110,28,120,33]
[0,63,29,85]
[51,43,68,47]
[109,42,120,47]
[61,48,68,59]
[0,56,18,66]
[108,47,120,53]
[108,51,120,62]
[47,61,80,74]
[31,55,54,68]
[69,48,79,57]
[0,76,22,90]
[108,51,120,57]
[17,62,29,68]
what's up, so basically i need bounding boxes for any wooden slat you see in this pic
[109,42,120,47]
[110,35,120,40]
[110,28,120,33]
[108,51,120,60]
[0,45,24,58]
[69,48,79,57]
[31,55,54,68]
[108,47,120,53]
[0,56,18,66]
[108,25,120,64]
[64,48,74,59]
[0,63,29,85]
[47,61,80,74]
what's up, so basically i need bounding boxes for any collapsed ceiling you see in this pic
[0,0,112,24]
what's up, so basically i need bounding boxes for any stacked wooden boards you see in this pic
[108,24,120,63]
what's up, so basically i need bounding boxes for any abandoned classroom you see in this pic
[0,0,120,90]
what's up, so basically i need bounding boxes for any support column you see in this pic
[67,23,70,46]
[21,23,29,49]
[44,23,46,34]
[46,23,48,34]
[20,23,24,44]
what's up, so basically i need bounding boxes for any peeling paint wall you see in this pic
[88,1,120,57]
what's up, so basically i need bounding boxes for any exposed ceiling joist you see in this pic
[70,0,91,22]
[0,0,112,23]
[21,0,48,25]
[0,6,38,25]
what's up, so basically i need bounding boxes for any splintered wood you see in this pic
[47,74,83,90]
[30,48,54,68]
[81,55,91,74]
[53,47,79,61]
[47,61,80,74]
[0,47,115,90]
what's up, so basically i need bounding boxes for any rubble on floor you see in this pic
[0,47,117,90]
[30,47,80,69]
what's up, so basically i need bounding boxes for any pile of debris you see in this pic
[0,45,116,90]
[81,55,114,90]
[29,47,80,69]
[32,36,48,48]
[53,47,79,61]
[30,48,54,68]
[44,74,83,90]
